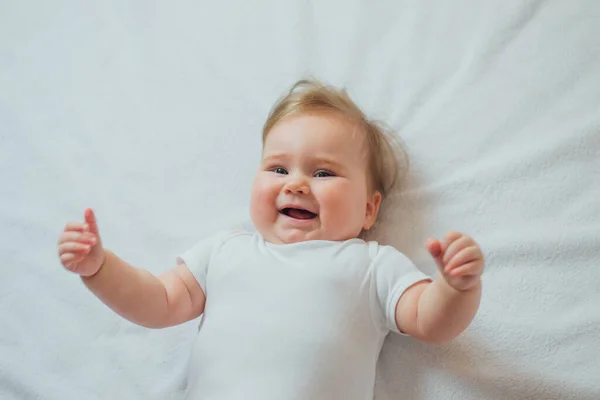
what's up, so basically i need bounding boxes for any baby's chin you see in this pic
[261,227,358,244]
[273,230,317,244]
[255,226,317,244]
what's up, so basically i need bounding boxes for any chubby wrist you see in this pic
[437,275,482,295]
[82,249,109,280]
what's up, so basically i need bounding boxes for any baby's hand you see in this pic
[58,208,105,277]
[426,231,484,291]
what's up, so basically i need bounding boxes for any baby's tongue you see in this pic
[287,208,315,220]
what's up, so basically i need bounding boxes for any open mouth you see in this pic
[280,207,317,220]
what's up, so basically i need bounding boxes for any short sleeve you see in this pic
[370,243,432,334]
[177,231,228,294]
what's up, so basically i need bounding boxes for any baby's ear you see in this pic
[363,191,382,230]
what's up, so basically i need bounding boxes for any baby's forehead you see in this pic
[264,113,369,156]
[267,111,367,143]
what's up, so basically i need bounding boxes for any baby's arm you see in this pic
[82,252,205,328]
[58,209,205,328]
[395,231,484,344]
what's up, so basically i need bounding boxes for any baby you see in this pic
[58,80,484,399]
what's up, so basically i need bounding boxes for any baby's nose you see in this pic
[284,177,310,194]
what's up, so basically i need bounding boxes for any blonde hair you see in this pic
[262,79,408,199]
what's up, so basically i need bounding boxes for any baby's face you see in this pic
[250,112,381,244]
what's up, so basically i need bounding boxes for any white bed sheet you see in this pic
[1,1,599,399]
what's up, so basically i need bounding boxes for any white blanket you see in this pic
[1,1,599,399]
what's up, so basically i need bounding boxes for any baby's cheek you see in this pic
[329,183,368,221]
[250,182,277,218]
[318,185,350,218]
[252,181,273,203]
[324,182,358,206]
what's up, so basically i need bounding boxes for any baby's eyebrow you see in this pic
[261,153,349,171]
[261,154,287,163]
[316,159,345,169]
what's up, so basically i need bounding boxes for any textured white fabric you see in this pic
[1,1,599,399]
[178,231,429,399]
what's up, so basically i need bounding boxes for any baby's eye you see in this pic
[314,170,335,178]
[273,167,288,175]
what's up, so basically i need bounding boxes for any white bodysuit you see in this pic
[178,231,430,400]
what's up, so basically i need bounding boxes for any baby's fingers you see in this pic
[60,252,85,268]
[59,231,97,246]
[447,260,482,277]
[63,222,86,233]
[84,209,100,234]
[441,231,463,252]
[425,239,445,271]
[426,238,442,258]
[442,235,474,265]
[58,242,91,255]
[444,246,480,273]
